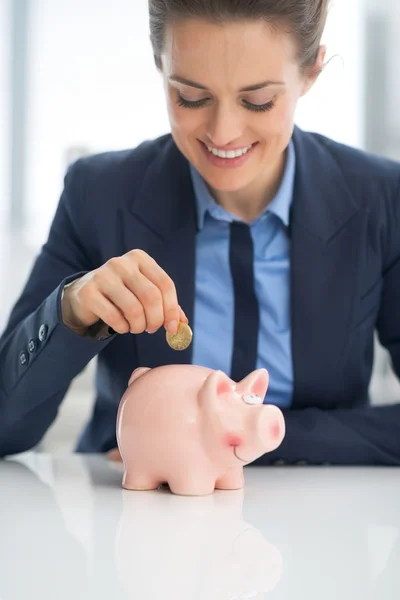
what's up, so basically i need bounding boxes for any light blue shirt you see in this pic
[189,140,295,408]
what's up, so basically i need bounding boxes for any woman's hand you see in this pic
[61,249,187,336]
[107,448,122,462]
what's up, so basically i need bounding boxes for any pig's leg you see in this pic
[168,474,215,496]
[122,468,161,491]
[215,467,244,490]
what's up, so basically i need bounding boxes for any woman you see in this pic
[1,0,399,464]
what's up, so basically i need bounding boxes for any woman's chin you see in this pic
[197,169,254,193]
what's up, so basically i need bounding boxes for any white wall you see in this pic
[24,0,366,246]
[386,0,400,158]
[295,0,366,148]
[25,0,169,246]
[0,0,10,228]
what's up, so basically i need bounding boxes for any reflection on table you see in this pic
[0,454,399,599]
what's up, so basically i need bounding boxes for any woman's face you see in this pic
[161,19,323,194]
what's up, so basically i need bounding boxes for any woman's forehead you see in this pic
[162,19,299,88]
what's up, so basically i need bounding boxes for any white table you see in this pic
[0,454,399,599]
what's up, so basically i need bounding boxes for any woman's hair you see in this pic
[149,0,329,71]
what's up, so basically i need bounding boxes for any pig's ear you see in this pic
[239,369,269,400]
[199,370,234,407]
[128,367,151,387]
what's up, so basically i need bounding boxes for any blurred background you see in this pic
[0,0,399,453]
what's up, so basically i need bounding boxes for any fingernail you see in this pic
[166,320,178,334]
[146,328,157,334]
[178,305,188,323]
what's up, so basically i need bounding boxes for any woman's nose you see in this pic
[206,103,244,148]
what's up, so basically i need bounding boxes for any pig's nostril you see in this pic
[242,393,263,405]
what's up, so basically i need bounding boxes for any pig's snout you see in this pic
[258,404,285,452]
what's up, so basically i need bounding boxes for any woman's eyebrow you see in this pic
[168,75,285,91]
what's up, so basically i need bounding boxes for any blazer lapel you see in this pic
[119,137,197,368]
[290,128,369,409]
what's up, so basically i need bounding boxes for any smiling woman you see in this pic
[1,0,400,466]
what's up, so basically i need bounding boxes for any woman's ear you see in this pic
[301,45,327,96]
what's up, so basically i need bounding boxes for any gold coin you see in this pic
[166,322,193,351]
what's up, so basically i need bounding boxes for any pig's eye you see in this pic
[242,394,263,405]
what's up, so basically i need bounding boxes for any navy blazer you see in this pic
[1,126,400,464]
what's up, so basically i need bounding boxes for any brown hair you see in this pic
[149,0,329,71]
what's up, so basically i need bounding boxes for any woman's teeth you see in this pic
[206,144,253,159]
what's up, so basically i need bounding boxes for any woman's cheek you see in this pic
[170,106,204,136]
[271,99,297,132]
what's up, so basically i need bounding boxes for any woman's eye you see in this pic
[175,91,276,112]
[176,92,209,109]
[242,99,275,113]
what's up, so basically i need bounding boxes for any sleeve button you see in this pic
[19,351,29,366]
[38,324,48,342]
[28,339,37,353]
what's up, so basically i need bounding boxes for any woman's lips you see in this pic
[199,140,258,169]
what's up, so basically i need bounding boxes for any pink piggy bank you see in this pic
[116,365,285,496]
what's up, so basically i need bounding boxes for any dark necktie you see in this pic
[229,221,259,382]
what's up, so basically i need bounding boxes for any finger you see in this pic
[88,292,131,334]
[122,271,164,333]
[100,276,148,334]
[118,251,181,333]
[107,448,122,462]
[135,257,181,333]
[179,306,188,324]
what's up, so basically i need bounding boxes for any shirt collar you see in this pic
[190,139,296,230]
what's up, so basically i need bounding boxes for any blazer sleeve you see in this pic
[0,159,116,457]
[257,404,400,466]
[258,176,400,466]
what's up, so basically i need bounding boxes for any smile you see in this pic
[234,447,247,463]
[206,143,253,159]
[199,140,258,169]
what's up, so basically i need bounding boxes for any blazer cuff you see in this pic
[1,273,117,399]
[60,275,115,341]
